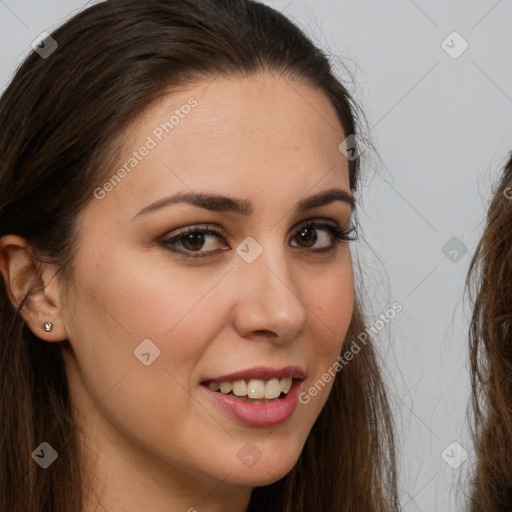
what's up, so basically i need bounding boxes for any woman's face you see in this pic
[60,72,354,497]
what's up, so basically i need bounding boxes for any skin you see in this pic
[0,71,354,512]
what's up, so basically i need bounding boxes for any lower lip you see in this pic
[201,379,304,427]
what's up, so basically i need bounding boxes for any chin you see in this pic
[224,450,300,487]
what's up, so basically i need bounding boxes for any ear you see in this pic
[0,234,68,342]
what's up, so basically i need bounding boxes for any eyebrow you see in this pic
[132,187,355,220]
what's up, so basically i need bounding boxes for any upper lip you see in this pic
[202,365,306,383]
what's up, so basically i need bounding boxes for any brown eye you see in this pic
[180,232,208,251]
[294,225,318,248]
[290,221,355,251]
[161,226,229,258]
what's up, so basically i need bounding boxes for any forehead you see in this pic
[94,72,351,216]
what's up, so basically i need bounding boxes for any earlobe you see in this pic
[0,234,68,342]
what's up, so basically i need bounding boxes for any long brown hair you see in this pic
[0,1,399,510]
[467,153,512,511]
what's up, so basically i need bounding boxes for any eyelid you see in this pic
[163,223,223,239]
[162,217,346,239]
[159,217,354,258]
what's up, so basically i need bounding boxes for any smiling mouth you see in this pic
[200,377,296,404]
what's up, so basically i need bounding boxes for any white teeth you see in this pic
[219,381,232,394]
[248,379,265,399]
[280,377,292,393]
[265,378,281,399]
[209,377,294,399]
[232,380,248,396]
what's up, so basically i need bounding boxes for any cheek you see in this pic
[63,253,224,456]
[307,257,354,349]
[63,248,224,414]
[71,247,220,344]
[298,260,354,409]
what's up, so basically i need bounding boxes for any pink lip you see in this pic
[201,378,304,427]
[201,365,306,383]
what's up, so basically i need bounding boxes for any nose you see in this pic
[230,238,308,342]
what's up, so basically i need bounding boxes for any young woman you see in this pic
[467,153,512,511]
[0,1,399,510]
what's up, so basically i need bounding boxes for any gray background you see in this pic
[1,1,511,510]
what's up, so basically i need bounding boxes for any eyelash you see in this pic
[159,219,356,259]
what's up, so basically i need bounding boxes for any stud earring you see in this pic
[43,322,53,332]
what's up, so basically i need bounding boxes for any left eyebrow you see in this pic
[132,187,355,220]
